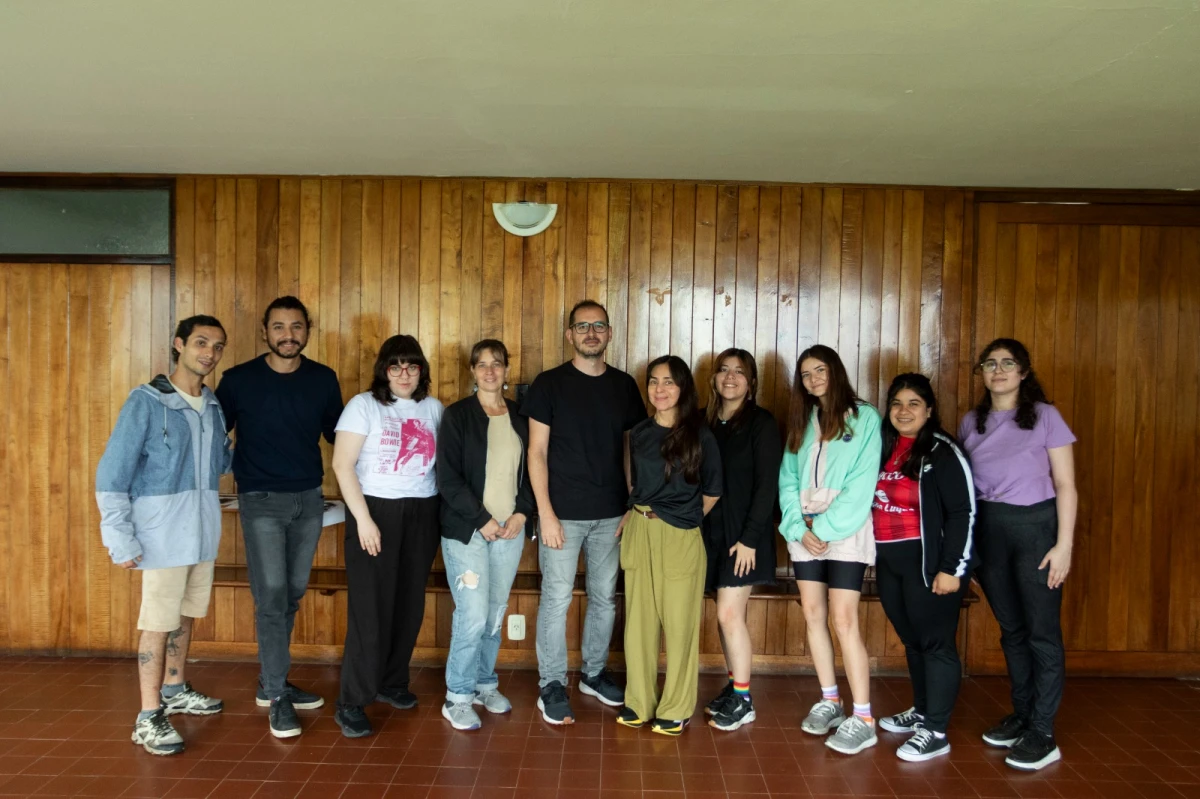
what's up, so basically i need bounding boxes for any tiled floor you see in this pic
[1,657,1198,798]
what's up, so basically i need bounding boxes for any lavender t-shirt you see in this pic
[958,403,1076,506]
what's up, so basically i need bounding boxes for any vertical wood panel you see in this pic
[671,185,695,362]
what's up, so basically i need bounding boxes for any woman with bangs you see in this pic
[331,335,444,738]
[779,345,881,755]
[701,348,782,732]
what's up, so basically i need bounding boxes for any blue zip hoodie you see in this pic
[95,374,232,569]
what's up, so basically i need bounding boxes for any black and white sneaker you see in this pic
[537,681,575,725]
[376,688,418,710]
[705,682,734,716]
[650,717,689,737]
[709,694,756,732]
[334,703,373,738]
[896,727,950,762]
[880,707,924,734]
[616,706,646,729]
[982,712,1026,748]
[131,708,185,756]
[578,669,623,707]
[161,682,223,716]
[256,681,325,710]
[1005,731,1062,771]
[269,695,302,739]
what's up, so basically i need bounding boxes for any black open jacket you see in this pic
[436,395,536,544]
[911,432,978,586]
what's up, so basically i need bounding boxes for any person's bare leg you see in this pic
[137,631,169,711]
[716,586,753,684]
[829,589,869,706]
[163,617,194,687]
[798,581,836,689]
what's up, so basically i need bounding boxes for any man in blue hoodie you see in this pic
[96,315,232,756]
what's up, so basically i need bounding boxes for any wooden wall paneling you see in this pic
[992,223,1017,340]
[458,180,483,388]
[1172,229,1200,651]
[671,184,695,364]
[918,190,944,390]
[542,182,567,372]
[564,182,589,329]
[897,191,924,374]
[397,180,421,337]
[65,266,89,651]
[836,190,862,398]
[6,266,31,652]
[194,178,216,320]
[501,181,523,382]
[624,184,651,384]
[106,266,133,654]
[277,178,300,299]
[1068,226,1099,653]
[380,179,403,341]
[360,179,384,389]
[0,267,7,650]
[938,192,965,416]
[298,180,323,348]
[338,180,363,397]
[481,181,506,344]
[857,190,884,407]
[27,266,51,650]
[87,267,115,651]
[755,186,780,408]
[520,182,547,383]
[734,187,759,354]
[1012,223,1038,350]
[690,185,716,387]
[877,191,903,402]
[175,179,196,320]
[1152,228,1181,653]
[816,189,842,349]
[46,265,69,649]
[255,179,280,356]
[438,180,462,399]
[648,184,674,364]
[606,183,632,375]
[774,187,802,415]
[711,186,739,373]
[417,181,442,387]
[587,183,609,320]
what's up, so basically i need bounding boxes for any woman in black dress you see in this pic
[702,348,782,731]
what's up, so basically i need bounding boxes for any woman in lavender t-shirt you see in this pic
[958,338,1077,773]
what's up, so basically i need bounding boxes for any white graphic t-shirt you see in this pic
[335,392,444,499]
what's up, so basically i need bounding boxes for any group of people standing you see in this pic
[98,295,1076,775]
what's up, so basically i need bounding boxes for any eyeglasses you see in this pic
[570,321,609,334]
[977,358,1019,374]
[387,363,421,377]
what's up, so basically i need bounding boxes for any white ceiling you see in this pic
[2,0,1198,188]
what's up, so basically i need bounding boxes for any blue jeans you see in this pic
[536,516,622,688]
[441,531,526,702]
[238,488,325,699]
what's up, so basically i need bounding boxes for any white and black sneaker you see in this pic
[1005,731,1062,771]
[705,682,734,716]
[131,708,185,756]
[896,727,950,762]
[709,694,756,732]
[982,712,1026,748]
[269,695,302,739]
[578,669,623,707]
[161,682,223,716]
[880,707,924,734]
[256,681,325,710]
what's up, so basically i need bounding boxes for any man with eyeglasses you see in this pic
[522,300,648,724]
[214,296,344,739]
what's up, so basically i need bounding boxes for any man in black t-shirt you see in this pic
[521,300,647,725]
[214,296,344,740]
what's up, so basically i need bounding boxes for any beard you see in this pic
[572,338,607,358]
[268,337,307,359]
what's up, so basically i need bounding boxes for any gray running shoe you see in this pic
[161,682,223,716]
[131,709,185,756]
[825,714,878,755]
[801,699,846,735]
[472,687,512,714]
[442,700,482,731]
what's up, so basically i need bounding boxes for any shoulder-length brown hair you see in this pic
[705,348,758,429]
[785,345,863,452]
[370,335,432,405]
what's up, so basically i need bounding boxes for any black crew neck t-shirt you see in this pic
[627,417,723,530]
[215,354,344,493]
[520,361,647,520]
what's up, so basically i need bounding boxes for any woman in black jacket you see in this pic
[701,349,781,732]
[872,373,975,762]
[436,339,535,731]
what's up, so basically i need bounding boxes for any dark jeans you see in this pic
[339,495,440,707]
[876,540,966,734]
[239,488,326,699]
[974,499,1064,737]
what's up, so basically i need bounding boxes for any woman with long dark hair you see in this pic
[616,355,722,736]
[873,373,976,762]
[959,339,1076,772]
[701,349,781,732]
[331,335,443,738]
[779,345,881,755]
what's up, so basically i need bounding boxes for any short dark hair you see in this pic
[262,296,311,330]
[470,339,509,367]
[172,315,225,363]
[568,300,608,328]
[370,335,431,404]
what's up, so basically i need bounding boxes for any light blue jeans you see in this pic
[535,516,622,688]
[441,531,526,702]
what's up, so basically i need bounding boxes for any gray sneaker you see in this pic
[801,699,846,735]
[825,715,878,755]
[161,682,223,716]
[442,700,482,731]
[472,687,512,715]
[131,709,185,756]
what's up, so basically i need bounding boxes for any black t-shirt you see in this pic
[215,355,344,493]
[520,361,646,520]
[628,417,723,530]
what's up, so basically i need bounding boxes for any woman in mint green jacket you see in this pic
[779,345,882,756]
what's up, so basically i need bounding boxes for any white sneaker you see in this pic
[472,687,512,714]
[825,715,878,755]
[801,699,846,735]
[442,700,482,731]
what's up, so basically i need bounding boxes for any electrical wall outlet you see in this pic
[507,614,525,641]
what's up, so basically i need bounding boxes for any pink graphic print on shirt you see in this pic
[374,416,436,476]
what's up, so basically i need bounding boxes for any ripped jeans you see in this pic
[441,530,527,702]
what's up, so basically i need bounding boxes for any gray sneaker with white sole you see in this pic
[825,715,878,755]
[801,699,846,735]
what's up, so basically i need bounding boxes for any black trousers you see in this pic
[339,494,440,707]
[876,540,966,734]
[974,499,1064,737]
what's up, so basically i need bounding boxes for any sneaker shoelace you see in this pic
[810,699,839,717]
[908,728,934,751]
[149,712,174,737]
[895,709,921,726]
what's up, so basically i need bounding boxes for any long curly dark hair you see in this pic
[972,338,1049,434]
[646,354,704,483]
[881,373,953,480]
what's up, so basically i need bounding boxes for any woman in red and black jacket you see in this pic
[872,373,976,763]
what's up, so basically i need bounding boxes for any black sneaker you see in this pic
[578,669,623,707]
[376,688,418,710]
[709,694,756,732]
[537,681,575,725]
[650,717,689,737]
[880,707,925,734]
[896,727,951,762]
[256,681,325,710]
[982,712,1026,748]
[705,682,734,716]
[334,703,373,738]
[1005,731,1062,771]
[269,696,302,739]
[616,706,646,729]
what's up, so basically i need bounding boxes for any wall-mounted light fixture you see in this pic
[492,201,558,237]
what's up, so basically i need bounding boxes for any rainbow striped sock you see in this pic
[853,702,873,724]
[821,684,839,703]
[733,680,750,696]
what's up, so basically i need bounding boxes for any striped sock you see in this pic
[853,702,873,724]
[727,671,734,683]
[821,684,839,703]
[733,680,750,696]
